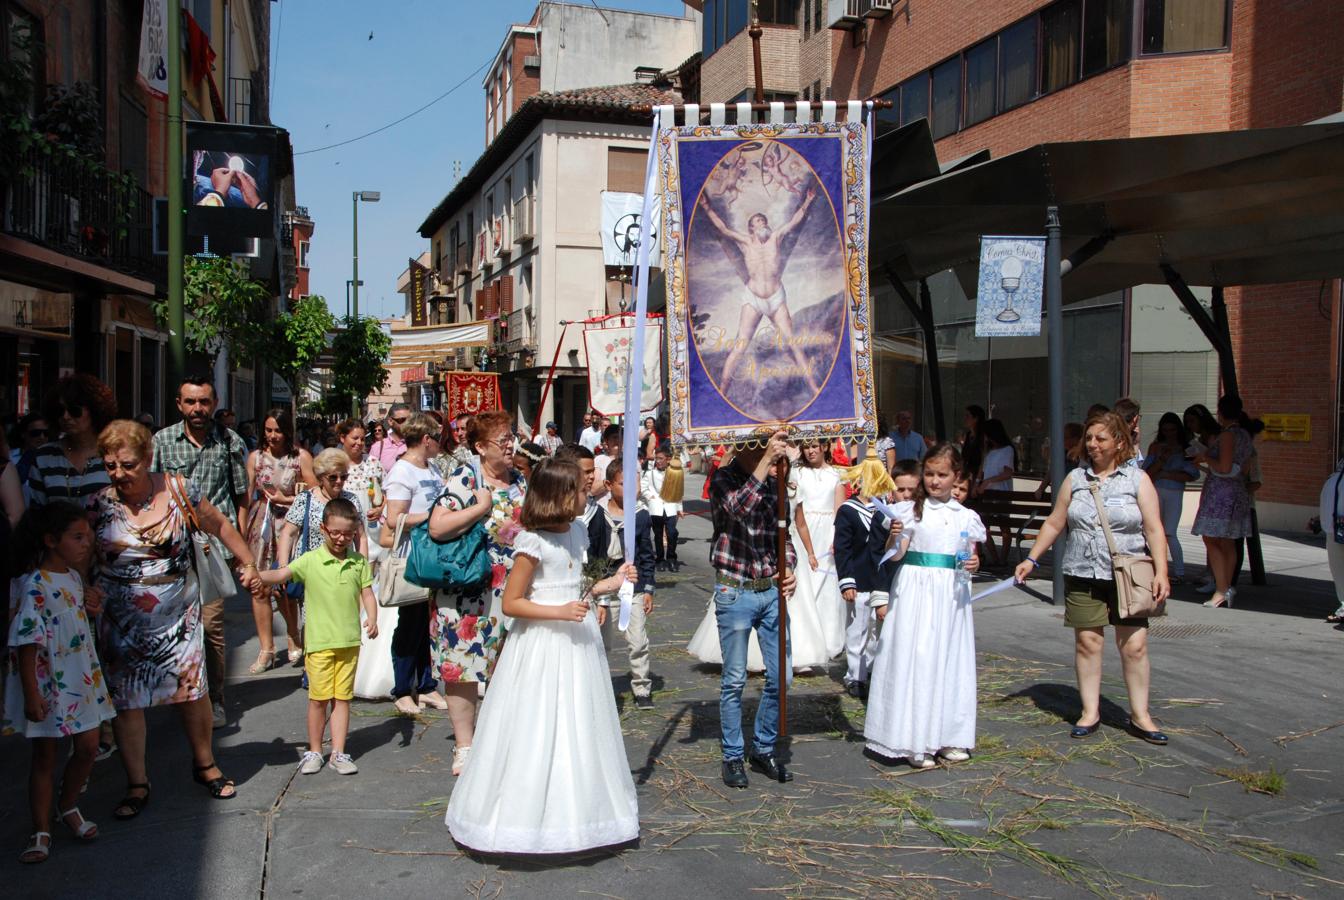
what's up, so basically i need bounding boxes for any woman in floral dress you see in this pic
[244,408,314,667]
[1191,395,1260,609]
[427,410,527,776]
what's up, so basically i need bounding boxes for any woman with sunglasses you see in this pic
[27,374,119,510]
[276,448,366,567]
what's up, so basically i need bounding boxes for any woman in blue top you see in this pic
[1143,413,1199,582]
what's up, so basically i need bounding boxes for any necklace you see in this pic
[121,483,154,514]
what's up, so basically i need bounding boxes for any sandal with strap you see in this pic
[247,650,276,675]
[60,807,98,840]
[452,745,472,777]
[113,783,151,820]
[19,832,51,864]
[192,763,237,800]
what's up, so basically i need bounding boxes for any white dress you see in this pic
[685,467,841,672]
[864,498,985,760]
[445,523,639,854]
[349,461,395,699]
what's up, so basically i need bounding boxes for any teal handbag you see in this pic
[405,481,491,591]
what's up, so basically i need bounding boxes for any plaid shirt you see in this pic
[151,421,248,527]
[709,462,796,582]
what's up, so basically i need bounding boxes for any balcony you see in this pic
[2,142,161,286]
[454,242,471,274]
[513,195,535,242]
[829,0,892,29]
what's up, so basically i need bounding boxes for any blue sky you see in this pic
[270,0,686,321]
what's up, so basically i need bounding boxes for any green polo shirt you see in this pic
[288,545,373,652]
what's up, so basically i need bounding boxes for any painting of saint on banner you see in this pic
[583,323,664,417]
[659,122,875,447]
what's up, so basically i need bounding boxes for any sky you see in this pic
[270,0,687,322]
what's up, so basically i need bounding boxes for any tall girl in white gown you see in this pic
[685,446,843,671]
[446,458,639,855]
[865,444,985,768]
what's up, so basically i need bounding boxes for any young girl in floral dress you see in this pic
[4,503,115,863]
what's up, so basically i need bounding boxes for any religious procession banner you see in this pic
[975,236,1045,337]
[583,320,664,417]
[657,120,876,447]
[443,371,502,421]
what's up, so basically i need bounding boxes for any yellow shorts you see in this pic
[306,647,359,701]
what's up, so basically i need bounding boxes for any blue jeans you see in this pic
[714,583,792,761]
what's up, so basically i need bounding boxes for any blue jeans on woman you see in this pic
[714,583,792,761]
[391,600,436,698]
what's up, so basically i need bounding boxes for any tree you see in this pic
[326,314,392,416]
[267,294,336,404]
[162,256,273,366]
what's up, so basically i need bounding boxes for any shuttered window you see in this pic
[607,148,647,193]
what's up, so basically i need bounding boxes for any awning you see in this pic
[389,320,491,348]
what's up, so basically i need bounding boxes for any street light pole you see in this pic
[166,4,185,385]
[351,191,380,418]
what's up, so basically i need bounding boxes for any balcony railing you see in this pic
[514,195,535,242]
[2,142,162,285]
[229,76,254,125]
[455,242,471,273]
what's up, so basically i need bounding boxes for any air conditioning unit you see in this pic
[513,196,535,242]
[523,54,541,70]
[828,0,863,29]
[864,0,894,18]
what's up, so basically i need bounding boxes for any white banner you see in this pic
[976,236,1045,337]
[583,323,663,417]
[137,0,168,99]
[600,191,661,268]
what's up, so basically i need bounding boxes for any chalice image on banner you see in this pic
[996,256,1023,323]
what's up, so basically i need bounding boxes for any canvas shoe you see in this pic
[939,748,971,763]
[298,751,324,775]
[328,752,358,775]
[909,754,937,770]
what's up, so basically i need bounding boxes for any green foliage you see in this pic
[34,82,103,157]
[327,314,392,411]
[269,295,336,396]
[161,257,273,365]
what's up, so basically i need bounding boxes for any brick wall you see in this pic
[513,33,540,111]
[797,20,833,98]
[700,24,799,104]
[1129,53,1233,135]
[1231,0,1344,128]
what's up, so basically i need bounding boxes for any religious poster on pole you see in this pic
[657,120,876,447]
[443,372,502,421]
[583,320,664,417]
[975,236,1045,337]
[600,191,662,268]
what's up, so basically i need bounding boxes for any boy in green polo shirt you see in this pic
[259,498,377,775]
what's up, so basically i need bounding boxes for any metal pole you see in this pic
[351,193,360,419]
[166,4,185,386]
[776,454,789,737]
[1046,207,1065,605]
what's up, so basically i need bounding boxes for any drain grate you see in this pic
[1050,613,1231,639]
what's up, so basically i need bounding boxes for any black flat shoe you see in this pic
[113,783,150,820]
[1127,722,1169,745]
[1070,721,1101,739]
[192,763,237,799]
[749,752,793,783]
[721,759,749,789]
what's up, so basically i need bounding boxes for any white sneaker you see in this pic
[909,754,936,769]
[211,702,227,729]
[939,748,971,763]
[328,752,358,775]
[298,751,324,774]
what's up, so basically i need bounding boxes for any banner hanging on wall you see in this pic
[658,120,876,447]
[443,372,502,421]
[600,191,662,268]
[975,236,1046,337]
[583,320,664,417]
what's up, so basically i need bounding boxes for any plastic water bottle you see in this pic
[954,531,972,589]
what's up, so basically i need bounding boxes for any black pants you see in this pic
[652,514,679,561]
[391,600,435,699]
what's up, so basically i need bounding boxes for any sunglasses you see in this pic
[26,428,47,437]
[56,403,86,418]
[321,473,348,482]
[391,417,409,426]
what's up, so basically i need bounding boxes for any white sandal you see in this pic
[60,807,98,840]
[452,745,472,776]
[20,832,51,863]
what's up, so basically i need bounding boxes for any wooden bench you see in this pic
[968,489,1055,567]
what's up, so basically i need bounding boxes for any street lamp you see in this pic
[351,190,380,417]
[345,279,364,317]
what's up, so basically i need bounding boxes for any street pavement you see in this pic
[3,471,1343,898]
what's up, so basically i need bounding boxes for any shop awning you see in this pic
[871,119,1344,301]
[388,320,491,349]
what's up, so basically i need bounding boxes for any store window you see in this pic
[1041,0,1083,94]
[1083,0,1131,76]
[929,59,962,140]
[999,18,1038,111]
[964,38,998,127]
[899,72,929,126]
[1141,0,1228,54]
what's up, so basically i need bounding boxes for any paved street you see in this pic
[4,474,1343,898]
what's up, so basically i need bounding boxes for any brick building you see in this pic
[691,0,1344,528]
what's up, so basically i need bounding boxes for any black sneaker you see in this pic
[721,759,749,789]
[845,680,865,699]
[667,558,680,572]
[654,559,667,572]
[634,694,654,710]
[749,752,793,783]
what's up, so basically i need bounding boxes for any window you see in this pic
[999,18,1037,111]
[703,0,721,55]
[813,0,823,34]
[802,0,810,37]
[899,72,929,126]
[757,0,797,25]
[525,154,534,194]
[607,147,647,193]
[191,0,212,39]
[1084,0,1131,75]
[811,80,821,102]
[929,58,961,139]
[964,38,997,127]
[298,240,310,269]
[1142,0,1227,54]
[1041,0,1082,94]
[704,0,796,56]
[4,5,42,119]
[874,84,901,132]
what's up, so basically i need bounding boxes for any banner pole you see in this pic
[532,320,570,439]
[776,448,789,737]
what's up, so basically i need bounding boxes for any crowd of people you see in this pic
[0,370,1291,863]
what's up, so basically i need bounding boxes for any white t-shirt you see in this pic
[579,427,602,452]
[382,460,444,515]
[981,446,1015,492]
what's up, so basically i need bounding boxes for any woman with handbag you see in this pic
[380,413,450,716]
[1014,411,1172,745]
[426,410,528,777]
[91,421,261,818]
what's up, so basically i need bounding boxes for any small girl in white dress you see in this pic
[445,457,639,855]
[865,443,985,769]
